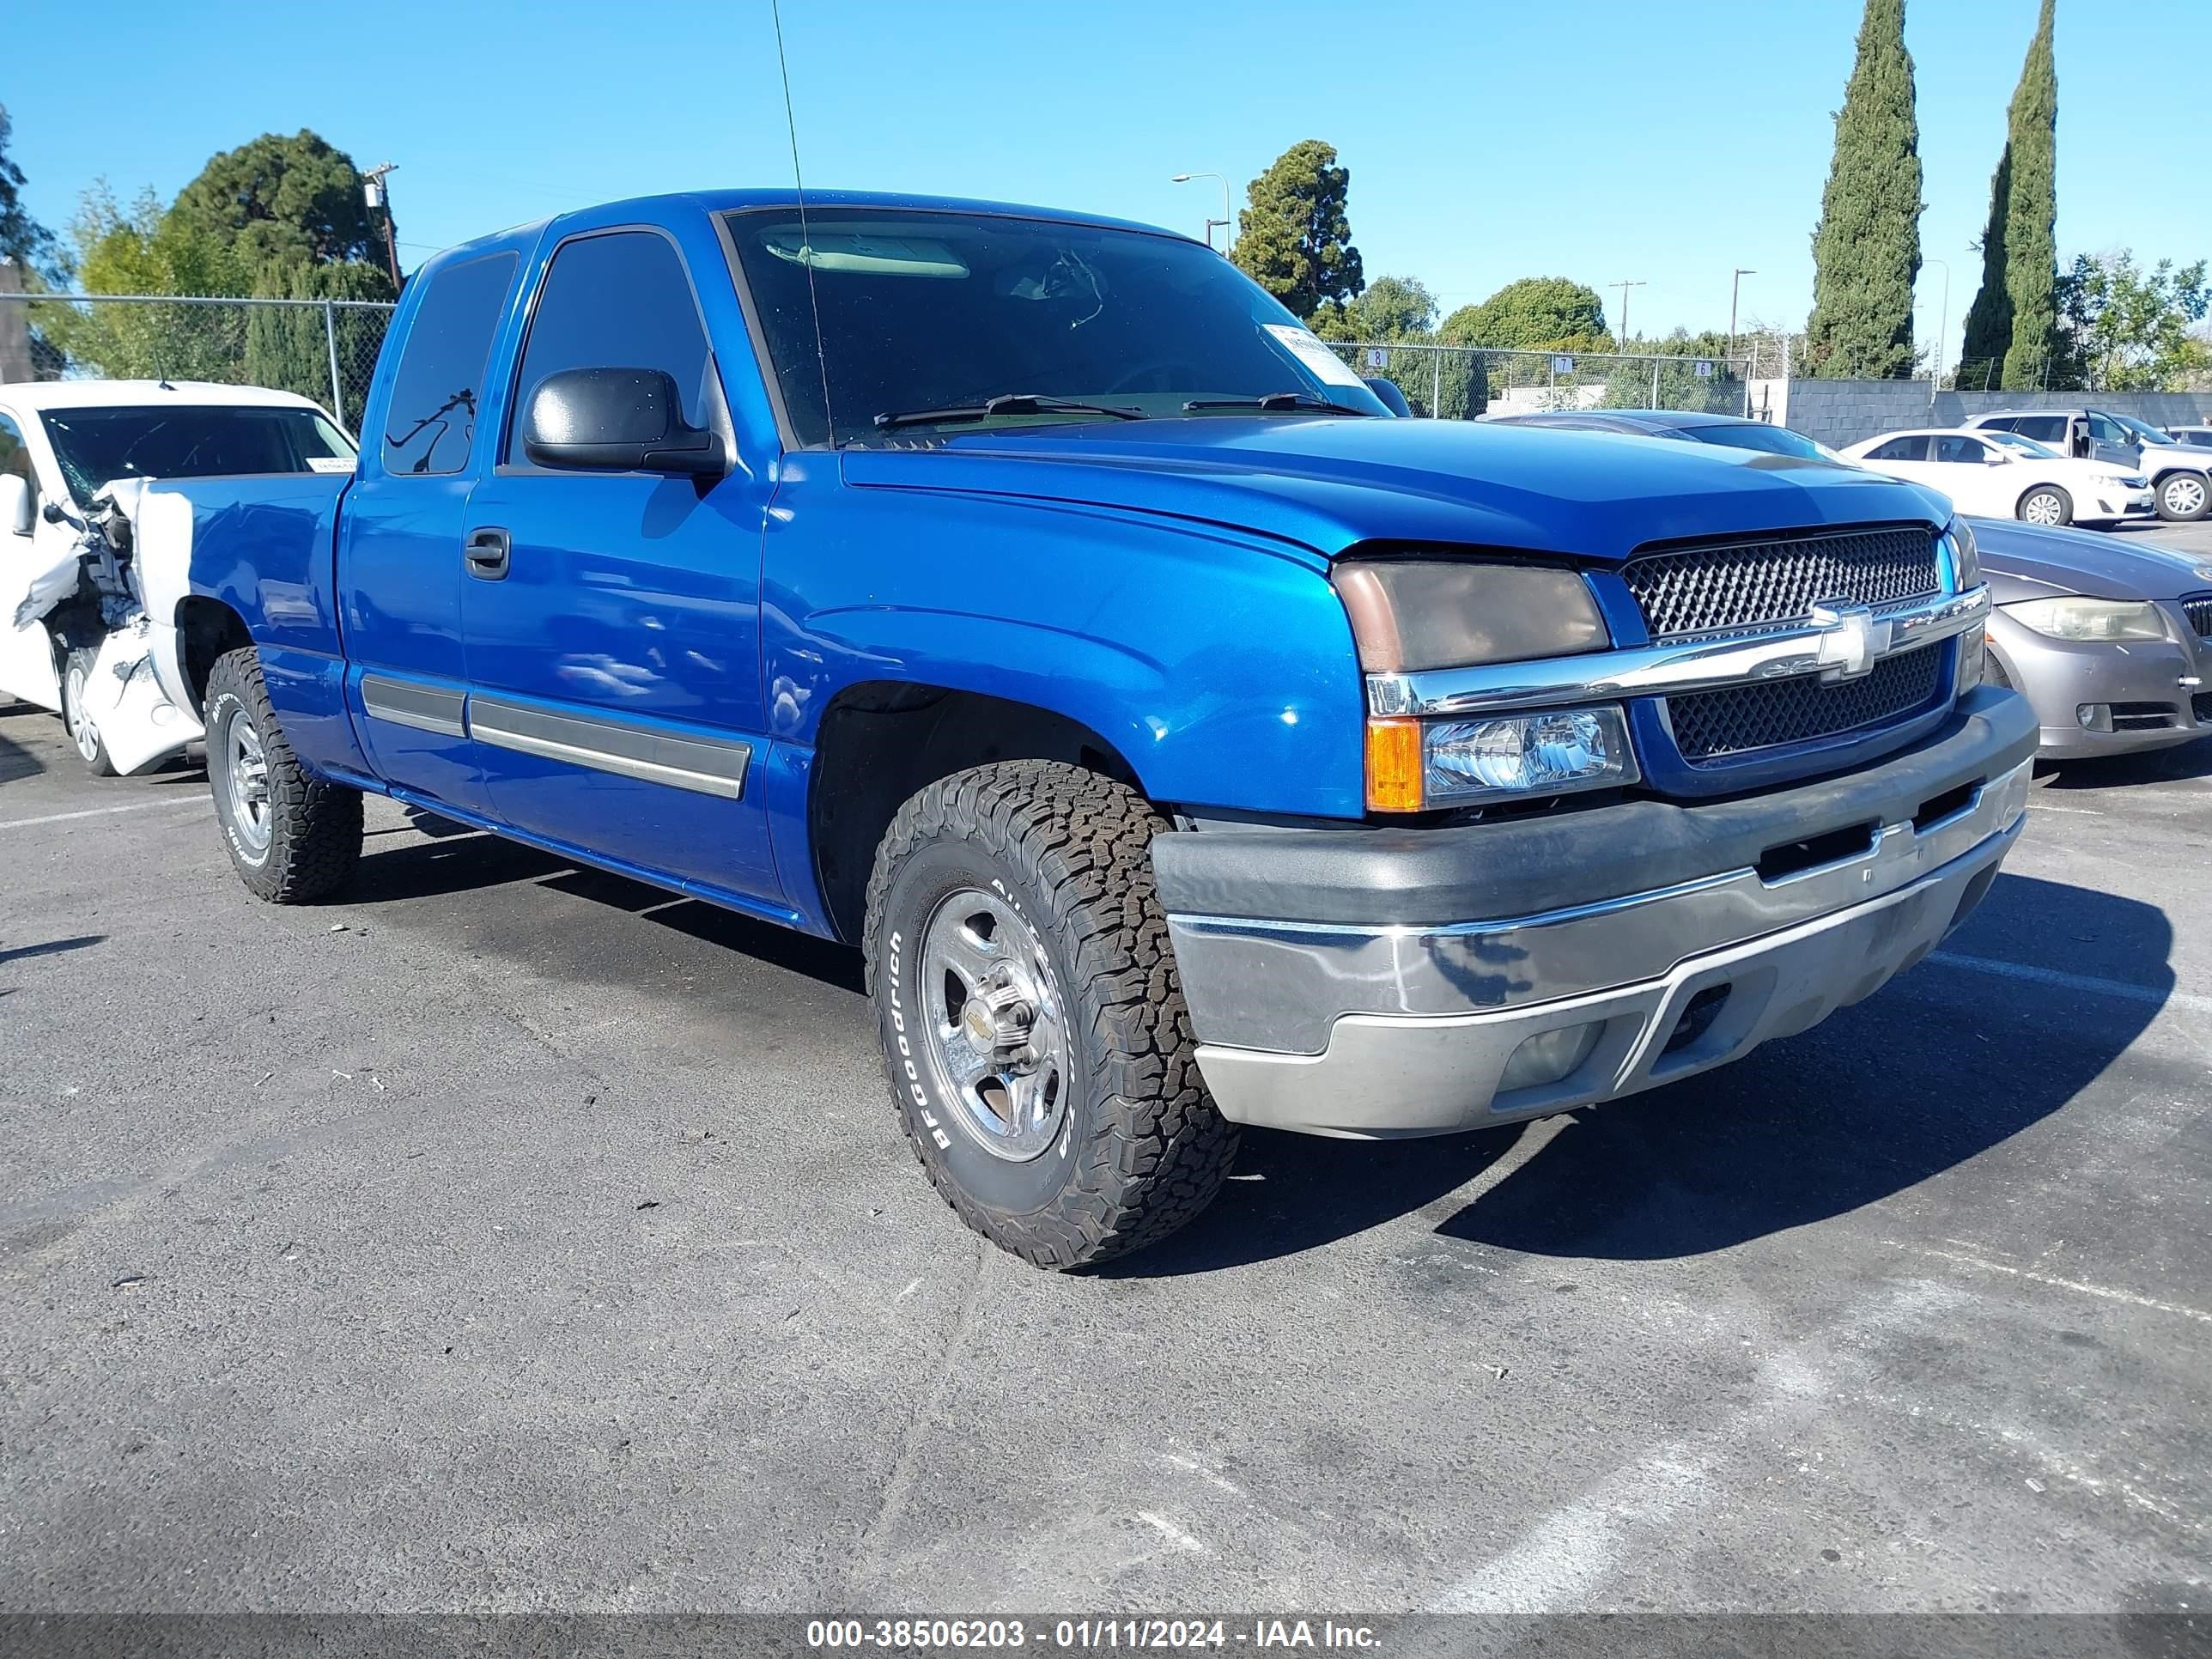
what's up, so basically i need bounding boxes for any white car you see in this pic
[0,380,356,775]
[1838,426,2154,529]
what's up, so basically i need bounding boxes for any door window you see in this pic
[2087,414,2130,447]
[507,230,715,461]
[1865,436,1929,462]
[2011,416,2067,443]
[1934,434,1989,465]
[0,410,33,520]
[381,252,518,477]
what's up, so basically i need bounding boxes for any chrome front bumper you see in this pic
[1164,749,2032,1140]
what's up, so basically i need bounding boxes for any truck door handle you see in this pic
[465,526,511,580]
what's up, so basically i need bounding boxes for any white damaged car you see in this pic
[0,380,356,775]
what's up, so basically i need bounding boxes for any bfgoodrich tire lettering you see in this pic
[863,761,1237,1268]
[204,647,362,903]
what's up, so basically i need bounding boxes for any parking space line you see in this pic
[0,798,210,831]
[1926,950,2212,1017]
[1881,1241,2212,1327]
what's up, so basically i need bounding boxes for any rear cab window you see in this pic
[381,252,520,476]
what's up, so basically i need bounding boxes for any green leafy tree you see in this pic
[39,184,252,380]
[1230,140,1364,324]
[1439,277,1613,352]
[1960,0,2057,389]
[1311,276,1483,418]
[1803,0,1923,379]
[2052,251,2209,391]
[169,131,393,283]
[245,256,392,411]
[1601,330,1743,413]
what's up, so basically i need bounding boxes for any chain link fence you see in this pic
[1328,342,1753,420]
[0,293,397,434]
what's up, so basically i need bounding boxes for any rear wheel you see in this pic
[864,761,1237,1269]
[204,647,362,902]
[2018,485,2072,528]
[60,647,117,778]
[2155,471,2209,522]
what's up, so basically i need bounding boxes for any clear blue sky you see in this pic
[8,0,2204,362]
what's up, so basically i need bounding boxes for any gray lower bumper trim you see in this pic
[1192,813,2019,1139]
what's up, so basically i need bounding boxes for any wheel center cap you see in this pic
[962,969,1036,1058]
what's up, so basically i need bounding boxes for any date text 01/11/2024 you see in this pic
[804,1619,1383,1650]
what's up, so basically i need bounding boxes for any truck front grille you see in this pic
[1668,643,1946,764]
[1623,526,1942,638]
[2183,594,2212,640]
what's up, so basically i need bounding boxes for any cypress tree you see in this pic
[1230,141,1364,325]
[1803,0,1923,380]
[2000,0,2058,388]
[1961,0,2057,390]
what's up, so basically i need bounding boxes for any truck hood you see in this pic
[840,416,1948,562]
[1965,514,2212,603]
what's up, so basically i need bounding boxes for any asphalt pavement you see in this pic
[3,539,2210,1618]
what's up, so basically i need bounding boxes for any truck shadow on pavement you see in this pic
[1109,872,2169,1275]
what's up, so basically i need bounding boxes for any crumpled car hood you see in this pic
[1965,514,2212,603]
[841,416,1950,562]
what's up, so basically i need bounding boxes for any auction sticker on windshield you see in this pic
[1263,325,1368,389]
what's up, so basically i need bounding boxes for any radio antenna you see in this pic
[770,0,836,449]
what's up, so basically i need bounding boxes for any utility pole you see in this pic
[1728,269,1755,362]
[1611,280,1646,349]
[362,162,402,290]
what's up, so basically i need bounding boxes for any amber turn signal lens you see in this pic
[1365,717,1425,812]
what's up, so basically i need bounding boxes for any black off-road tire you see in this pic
[2017,485,2073,528]
[863,761,1237,1269]
[204,647,362,903]
[60,647,118,777]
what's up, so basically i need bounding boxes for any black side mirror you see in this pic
[521,367,726,477]
[1362,375,1413,417]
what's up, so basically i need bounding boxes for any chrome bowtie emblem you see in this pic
[1809,600,1889,680]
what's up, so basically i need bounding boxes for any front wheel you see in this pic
[2018,485,2072,528]
[863,761,1237,1269]
[204,647,362,902]
[60,647,117,778]
[2156,472,2209,522]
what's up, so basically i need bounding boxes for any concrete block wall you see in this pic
[1752,377,2212,449]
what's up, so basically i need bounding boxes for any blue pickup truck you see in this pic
[143,190,2035,1267]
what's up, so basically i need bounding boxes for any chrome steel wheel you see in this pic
[221,704,274,855]
[64,661,100,763]
[915,886,1069,1163]
[2162,475,2207,519]
[2021,491,2064,526]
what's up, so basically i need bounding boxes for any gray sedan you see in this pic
[1489,410,2212,760]
[1972,518,2212,758]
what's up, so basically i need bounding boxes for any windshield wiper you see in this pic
[1182,392,1375,416]
[872,394,1147,431]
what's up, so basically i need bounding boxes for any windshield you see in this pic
[2110,411,2172,446]
[1679,422,1831,461]
[1984,429,2062,459]
[40,404,355,505]
[725,206,1387,447]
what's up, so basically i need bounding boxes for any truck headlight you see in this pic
[1368,705,1638,811]
[1946,517,1980,589]
[2002,597,2166,641]
[1333,558,1607,672]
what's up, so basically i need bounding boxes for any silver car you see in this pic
[1973,519,2212,758]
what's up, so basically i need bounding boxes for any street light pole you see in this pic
[1611,279,1646,348]
[1728,268,1755,361]
[1171,172,1232,252]
[1923,257,1951,407]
